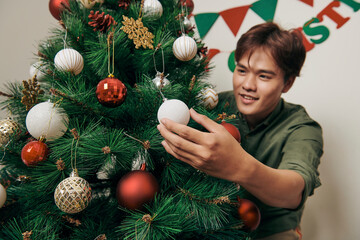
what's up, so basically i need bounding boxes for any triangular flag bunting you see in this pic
[206,49,221,62]
[250,0,278,22]
[220,5,251,36]
[194,13,220,39]
[299,0,314,7]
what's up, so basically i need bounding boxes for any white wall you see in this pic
[0,0,359,239]
[0,0,58,118]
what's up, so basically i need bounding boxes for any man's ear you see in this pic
[282,76,295,93]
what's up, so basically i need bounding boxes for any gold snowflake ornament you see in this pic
[121,15,154,50]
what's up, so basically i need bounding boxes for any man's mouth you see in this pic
[241,94,258,100]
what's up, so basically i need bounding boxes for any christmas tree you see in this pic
[0,0,257,239]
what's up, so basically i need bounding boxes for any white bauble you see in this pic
[29,62,47,81]
[157,99,190,125]
[26,101,69,141]
[197,87,218,110]
[0,183,6,208]
[54,48,84,75]
[152,72,170,89]
[172,35,197,61]
[79,0,96,9]
[78,0,103,9]
[143,0,163,20]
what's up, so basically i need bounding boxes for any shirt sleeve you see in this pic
[278,121,323,209]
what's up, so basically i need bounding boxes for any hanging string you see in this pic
[152,46,165,74]
[70,137,80,171]
[151,46,168,101]
[138,0,145,18]
[159,89,167,101]
[184,0,189,17]
[123,132,150,150]
[123,132,151,171]
[179,13,185,35]
[179,1,186,35]
[63,28,68,49]
[107,31,115,77]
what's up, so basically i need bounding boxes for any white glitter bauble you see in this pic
[0,183,6,208]
[54,48,84,75]
[152,72,170,89]
[26,101,69,141]
[197,87,218,110]
[29,62,47,81]
[172,35,197,61]
[157,99,190,125]
[183,16,193,30]
[0,118,20,147]
[143,0,163,20]
[54,171,92,214]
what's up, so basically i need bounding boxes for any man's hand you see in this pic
[157,108,244,182]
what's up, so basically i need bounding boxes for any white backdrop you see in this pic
[0,1,360,239]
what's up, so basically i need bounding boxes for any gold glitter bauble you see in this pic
[0,118,20,147]
[54,170,92,214]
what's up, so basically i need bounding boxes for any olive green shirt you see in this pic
[219,91,323,238]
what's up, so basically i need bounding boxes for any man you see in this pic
[157,22,323,239]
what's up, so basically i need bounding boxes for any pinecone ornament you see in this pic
[119,0,132,9]
[88,11,117,33]
[21,77,44,111]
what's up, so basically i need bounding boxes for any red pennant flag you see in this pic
[220,6,251,36]
[205,49,221,71]
[206,49,221,62]
[299,0,314,7]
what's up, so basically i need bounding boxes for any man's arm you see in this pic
[157,108,305,209]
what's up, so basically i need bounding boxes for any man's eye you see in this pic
[260,74,271,80]
[237,69,246,74]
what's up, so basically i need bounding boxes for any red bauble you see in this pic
[116,168,159,210]
[237,198,261,231]
[21,140,49,166]
[221,121,241,143]
[49,0,69,20]
[180,0,194,14]
[96,76,127,108]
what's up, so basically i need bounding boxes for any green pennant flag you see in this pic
[194,13,220,39]
[228,50,236,72]
[250,0,278,22]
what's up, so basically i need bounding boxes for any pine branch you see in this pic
[0,90,14,98]
[49,88,117,122]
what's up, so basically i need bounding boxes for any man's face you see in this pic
[232,48,293,127]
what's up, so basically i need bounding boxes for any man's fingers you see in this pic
[161,140,194,166]
[189,108,222,133]
[159,117,207,144]
[157,122,200,152]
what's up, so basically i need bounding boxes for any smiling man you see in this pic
[157,22,323,240]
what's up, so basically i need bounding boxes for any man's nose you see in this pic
[242,74,256,91]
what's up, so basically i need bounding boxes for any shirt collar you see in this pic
[262,98,284,126]
[237,98,284,131]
